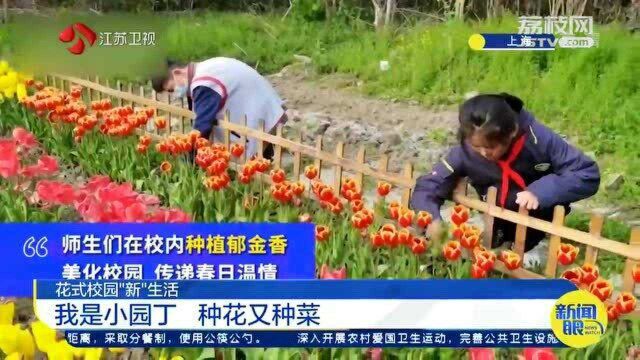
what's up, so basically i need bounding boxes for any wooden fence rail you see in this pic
[45,74,640,315]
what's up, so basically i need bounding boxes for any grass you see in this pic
[161,12,640,210]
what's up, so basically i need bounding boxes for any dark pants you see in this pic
[490,205,570,252]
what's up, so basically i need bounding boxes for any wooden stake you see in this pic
[314,135,323,181]
[513,205,529,259]
[401,162,413,208]
[584,214,604,265]
[622,228,640,292]
[292,132,302,180]
[355,146,366,191]
[544,206,566,278]
[334,142,344,191]
[483,187,498,248]
[274,125,283,169]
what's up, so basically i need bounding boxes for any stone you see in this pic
[388,132,402,146]
[605,173,625,191]
[315,120,331,136]
[293,54,313,64]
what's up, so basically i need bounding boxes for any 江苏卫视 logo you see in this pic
[59,23,97,55]
[550,290,607,348]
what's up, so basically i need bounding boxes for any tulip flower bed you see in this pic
[0,78,639,360]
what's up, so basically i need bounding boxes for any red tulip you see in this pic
[388,202,400,220]
[416,211,432,228]
[411,237,428,255]
[475,251,495,272]
[154,117,167,130]
[315,225,330,242]
[460,231,480,249]
[351,211,370,230]
[304,165,318,180]
[230,143,244,158]
[291,181,305,197]
[451,204,469,226]
[615,292,637,315]
[633,263,640,283]
[397,228,413,246]
[469,348,495,360]
[12,127,38,150]
[270,169,286,184]
[452,223,472,240]
[443,241,462,261]
[561,268,583,287]
[319,264,346,280]
[36,180,76,205]
[607,303,619,322]
[160,161,172,173]
[557,243,579,266]
[350,199,364,212]
[521,348,557,360]
[376,181,391,197]
[139,135,152,147]
[579,263,599,285]
[380,227,399,248]
[398,209,414,228]
[500,250,522,270]
[471,263,487,279]
[0,139,20,179]
[588,278,613,302]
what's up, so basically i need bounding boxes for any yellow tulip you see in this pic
[0,75,9,89]
[16,327,35,358]
[171,356,185,360]
[72,346,86,357]
[16,83,27,102]
[5,352,22,360]
[85,348,104,360]
[47,340,74,360]
[30,320,57,353]
[0,302,15,324]
[4,88,15,99]
[109,347,127,353]
[0,60,8,74]
[0,324,19,354]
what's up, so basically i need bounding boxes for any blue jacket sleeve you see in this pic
[410,147,466,221]
[192,86,222,140]
[526,121,600,208]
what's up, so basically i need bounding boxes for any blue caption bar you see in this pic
[477,34,556,50]
[1,223,315,297]
[65,329,563,348]
[37,279,576,299]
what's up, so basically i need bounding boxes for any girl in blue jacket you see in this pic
[410,93,600,265]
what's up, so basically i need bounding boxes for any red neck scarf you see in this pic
[497,134,527,207]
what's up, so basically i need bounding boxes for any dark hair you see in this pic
[457,93,524,147]
[151,59,186,93]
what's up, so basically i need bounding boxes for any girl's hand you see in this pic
[516,191,539,210]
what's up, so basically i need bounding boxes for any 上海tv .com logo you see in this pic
[58,23,156,55]
[469,16,598,51]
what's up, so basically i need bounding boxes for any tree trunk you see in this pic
[384,0,396,26]
[372,0,386,31]
[2,0,7,24]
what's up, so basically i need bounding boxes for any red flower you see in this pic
[160,161,172,173]
[588,278,613,302]
[146,208,191,223]
[607,303,619,322]
[0,139,20,178]
[521,348,557,360]
[154,117,167,130]
[230,143,244,158]
[411,237,428,255]
[443,240,462,261]
[376,181,391,197]
[451,204,469,226]
[615,292,637,315]
[397,228,413,246]
[124,203,147,222]
[557,243,579,266]
[500,250,522,270]
[416,211,432,228]
[460,230,480,249]
[12,127,38,150]
[579,263,599,285]
[471,263,487,279]
[136,144,148,153]
[633,263,640,283]
[388,201,400,220]
[139,135,152,147]
[398,209,414,228]
[315,225,330,242]
[304,165,318,180]
[475,251,495,272]
[319,264,346,279]
[270,169,286,184]
[469,348,495,360]
[350,199,364,212]
[370,232,385,248]
[560,268,583,287]
[36,180,76,205]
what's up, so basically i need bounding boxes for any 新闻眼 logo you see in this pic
[550,290,607,348]
[59,23,97,55]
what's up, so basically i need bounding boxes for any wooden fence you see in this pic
[45,74,640,316]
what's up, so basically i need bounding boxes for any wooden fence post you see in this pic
[355,146,366,192]
[292,132,302,180]
[314,135,323,181]
[483,187,498,248]
[256,118,265,157]
[513,205,529,259]
[584,214,604,265]
[622,228,640,293]
[544,205,566,278]
[334,142,345,191]
[240,116,248,163]
[274,125,283,169]
[95,76,101,100]
[401,162,413,208]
